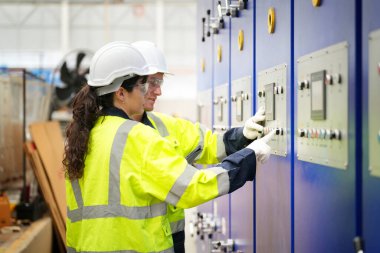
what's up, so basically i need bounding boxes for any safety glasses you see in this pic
[147,77,164,89]
[136,82,150,95]
[138,77,164,95]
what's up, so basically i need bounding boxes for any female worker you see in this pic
[132,40,268,253]
[63,41,274,253]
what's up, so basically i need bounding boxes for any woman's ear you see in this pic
[115,87,125,103]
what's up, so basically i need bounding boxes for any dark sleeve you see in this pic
[219,148,256,193]
[223,127,252,155]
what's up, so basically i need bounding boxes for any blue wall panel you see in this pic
[255,1,291,253]
[230,2,254,252]
[294,1,357,252]
[212,5,231,243]
[362,0,380,252]
[197,0,213,92]
[196,3,215,252]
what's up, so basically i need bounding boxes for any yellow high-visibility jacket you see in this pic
[146,112,225,235]
[146,112,250,235]
[66,115,256,253]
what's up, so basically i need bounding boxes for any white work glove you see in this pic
[246,130,275,164]
[243,106,266,140]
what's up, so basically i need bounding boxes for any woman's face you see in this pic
[120,79,146,118]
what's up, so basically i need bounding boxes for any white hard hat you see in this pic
[132,41,172,75]
[88,41,155,96]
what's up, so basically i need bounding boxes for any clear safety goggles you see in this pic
[138,77,164,95]
[147,77,164,88]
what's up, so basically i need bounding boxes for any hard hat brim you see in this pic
[95,74,135,96]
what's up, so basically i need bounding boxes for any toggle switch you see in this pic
[330,129,341,140]
[242,92,249,100]
[311,128,317,139]
[325,74,333,85]
[318,129,326,139]
[305,80,310,89]
[298,128,305,137]
[277,128,284,135]
[333,73,342,84]
[325,129,332,140]
[298,81,305,90]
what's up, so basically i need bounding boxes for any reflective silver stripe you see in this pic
[185,145,202,164]
[165,164,197,206]
[207,167,230,196]
[216,133,227,161]
[189,125,207,163]
[147,112,169,137]
[109,120,138,204]
[71,179,83,207]
[67,202,167,222]
[68,120,167,222]
[67,246,174,253]
[170,219,185,234]
[197,124,206,150]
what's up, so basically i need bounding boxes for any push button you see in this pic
[330,129,341,140]
[318,129,326,139]
[298,81,305,90]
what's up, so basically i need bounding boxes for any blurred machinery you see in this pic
[51,49,93,111]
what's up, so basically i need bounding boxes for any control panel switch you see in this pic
[325,74,333,85]
[298,128,305,137]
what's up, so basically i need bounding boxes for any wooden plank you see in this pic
[28,122,66,226]
[24,142,66,249]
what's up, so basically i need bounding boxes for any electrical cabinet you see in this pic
[229,1,254,252]
[296,42,348,169]
[196,1,215,251]
[212,0,230,243]
[368,29,380,177]
[257,64,288,156]
[363,0,380,251]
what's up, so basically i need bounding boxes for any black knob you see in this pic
[207,31,211,37]
[243,0,248,9]
[207,9,211,15]
[219,18,225,28]
[202,37,205,42]
[299,81,305,90]
[200,235,204,240]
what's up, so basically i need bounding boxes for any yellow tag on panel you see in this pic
[267,7,275,34]
[201,58,206,72]
[238,30,244,51]
[312,0,321,7]
[217,45,222,62]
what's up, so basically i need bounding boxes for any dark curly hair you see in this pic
[63,75,146,180]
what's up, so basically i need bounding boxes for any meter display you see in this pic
[265,83,275,121]
[310,70,326,120]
